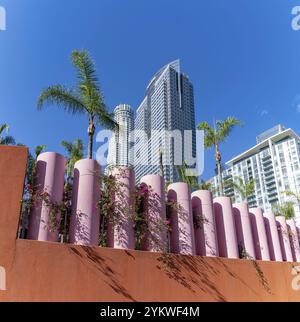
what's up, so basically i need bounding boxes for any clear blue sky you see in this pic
[1,0,300,179]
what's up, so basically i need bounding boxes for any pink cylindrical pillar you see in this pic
[297,222,300,243]
[168,182,195,255]
[69,159,101,246]
[233,203,256,259]
[286,219,300,262]
[264,212,283,261]
[140,175,167,252]
[107,167,135,250]
[276,216,293,262]
[191,190,218,257]
[213,197,239,259]
[28,152,66,242]
[249,208,270,261]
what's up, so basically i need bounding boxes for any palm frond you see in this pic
[0,135,15,145]
[0,123,9,135]
[272,201,295,219]
[61,141,74,155]
[37,85,86,114]
[197,121,216,149]
[71,50,99,91]
[216,117,242,143]
[35,145,46,158]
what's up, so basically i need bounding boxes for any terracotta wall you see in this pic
[0,146,300,302]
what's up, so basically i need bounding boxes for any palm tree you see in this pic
[60,139,84,242]
[61,139,84,185]
[231,177,255,203]
[0,123,15,145]
[38,50,117,159]
[284,190,300,204]
[177,161,199,191]
[197,117,242,195]
[272,201,295,220]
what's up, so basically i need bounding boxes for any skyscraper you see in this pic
[107,104,134,167]
[211,125,300,219]
[134,60,196,183]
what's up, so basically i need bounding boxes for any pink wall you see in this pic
[233,202,256,259]
[69,159,101,246]
[140,175,167,252]
[28,152,66,242]
[213,197,239,259]
[192,190,218,257]
[168,182,195,255]
[249,208,270,261]
[107,167,135,250]
[264,212,283,262]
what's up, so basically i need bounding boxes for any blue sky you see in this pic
[1,0,300,179]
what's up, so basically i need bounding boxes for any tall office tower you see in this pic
[211,125,300,219]
[134,60,196,184]
[107,104,134,167]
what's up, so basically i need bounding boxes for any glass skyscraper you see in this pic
[134,60,196,184]
[107,104,134,167]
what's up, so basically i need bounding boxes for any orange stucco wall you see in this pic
[0,146,300,302]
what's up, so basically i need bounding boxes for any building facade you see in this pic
[211,125,300,218]
[134,60,197,184]
[107,104,134,167]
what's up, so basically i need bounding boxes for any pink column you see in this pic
[249,208,270,261]
[264,212,283,261]
[28,152,66,242]
[168,182,195,255]
[140,175,167,252]
[297,222,300,242]
[213,197,239,259]
[276,216,293,262]
[69,159,101,246]
[286,219,300,262]
[233,203,256,259]
[191,190,218,257]
[107,167,135,250]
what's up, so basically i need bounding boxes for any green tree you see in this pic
[272,201,295,220]
[197,117,242,196]
[284,190,300,204]
[231,177,256,203]
[0,123,15,145]
[38,50,117,159]
[61,139,84,186]
[176,161,199,191]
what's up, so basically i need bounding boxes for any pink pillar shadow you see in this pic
[107,167,135,250]
[28,152,66,242]
[192,190,218,257]
[168,182,195,255]
[233,202,256,259]
[249,208,270,261]
[264,212,283,262]
[213,197,239,259]
[276,216,293,262]
[286,219,300,262]
[140,175,167,252]
[69,159,101,246]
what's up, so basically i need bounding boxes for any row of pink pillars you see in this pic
[27,152,300,262]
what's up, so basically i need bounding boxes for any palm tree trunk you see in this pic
[215,145,224,196]
[87,117,95,159]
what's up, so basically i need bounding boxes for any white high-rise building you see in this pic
[211,125,300,219]
[134,60,197,184]
[107,104,134,167]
